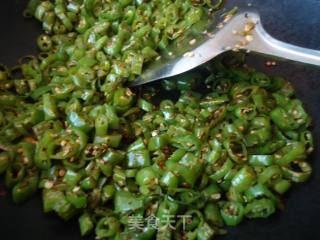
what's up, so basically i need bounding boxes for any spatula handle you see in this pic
[249,13,320,66]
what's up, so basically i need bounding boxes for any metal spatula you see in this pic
[131,10,320,86]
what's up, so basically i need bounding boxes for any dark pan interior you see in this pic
[0,1,320,240]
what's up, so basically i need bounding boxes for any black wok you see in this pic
[0,0,319,239]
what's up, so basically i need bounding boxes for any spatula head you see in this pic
[130,9,260,86]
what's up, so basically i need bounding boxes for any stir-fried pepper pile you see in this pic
[0,0,314,240]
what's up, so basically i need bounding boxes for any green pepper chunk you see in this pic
[273,179,292,194]
[0,2,315,238]
[5,162,26,188]
[127,149,150,169]
[231,166,256,192]
[248,155,274,167]
[282,161,312,183]
[114,191,144,213]
[66,190,87,208]
[43,189,76,220]
[148,134,169,151]
[244,198,275,219]
[160,171,179,189]
[79,212,94,236]
[43,94,58,120]
[95,216,120,239]
[274,141,306,165]
[166,152,203,187]
[204,203,224,227]
[136,167,158,186]
[0,152,10,175]
[12,174,39,204]
[220,201,244,226]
